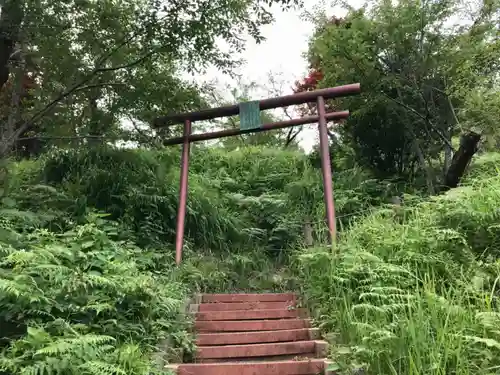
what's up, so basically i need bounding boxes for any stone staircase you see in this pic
[166,292,332,375]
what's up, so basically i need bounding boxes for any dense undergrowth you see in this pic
[1,146,499,375]
[296,152,500,375]
[8,146,403,251]
[0,145,384,374]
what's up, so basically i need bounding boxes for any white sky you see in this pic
[186,0,364,153]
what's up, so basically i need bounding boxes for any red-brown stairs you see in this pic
[166,292,332,375]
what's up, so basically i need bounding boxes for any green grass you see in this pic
[2,147,500,375]
[23,145,405,253]
[0,212,193,375]
[295,155,500,375]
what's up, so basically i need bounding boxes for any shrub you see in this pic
[33,146,402,253]
[0,212,192,374]
[296,169,500,375]
[40,147,244,250]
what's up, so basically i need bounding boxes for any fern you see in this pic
[297,174,500,375]
[0,213,191,374]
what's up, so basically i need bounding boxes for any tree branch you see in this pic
[281,105,302,148]
[266,71,304,148]
[16,135,114,141]
[0,12,171,157]
[126,115,161,147]
[71,82,126,95]
[0,0,24,91]
[338,44,455,154]
[284,126,301,148]
[382,92,455,152]
[95,49,158,73]
[428,85,461,127]
[5,51,158,149]
[327,128,336,143]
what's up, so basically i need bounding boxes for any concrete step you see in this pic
[202,293,296,303]
[195,318,311,332]
[196,308,306,321]
[166,359,326,375]
[197,301,295,312]
[196,328,320,346]
[196,340,317,359]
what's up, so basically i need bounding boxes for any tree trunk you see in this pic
[87,90,102,145]
[395,87,435,194]
[406,125,435,194]
[0,0,24,91]
[443,129,452,177]
[283,127,300,149]
[6,52,25,140]
[0,0,24,162]
[442,131,481,191]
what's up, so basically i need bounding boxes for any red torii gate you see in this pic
[153,83,361,264]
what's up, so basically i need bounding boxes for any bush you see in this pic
[3,144,500,375]
[39,147,244,250]
[175,248,296,293]
[296,167,500,375]
[34,146,403,253]
[0,212,193,374]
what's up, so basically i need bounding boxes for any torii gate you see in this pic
[153,83,361,264]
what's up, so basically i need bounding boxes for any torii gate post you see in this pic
[317,96,336,240]
[153,83,361,264]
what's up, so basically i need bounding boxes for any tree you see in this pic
[0,0,303,160]
[300,0,500,192]
[266,71,305,148]
[206,76,303,150]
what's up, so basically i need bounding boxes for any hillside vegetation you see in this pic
[1,0,500,374]
[0,146,499,375]
[297,153,500,375]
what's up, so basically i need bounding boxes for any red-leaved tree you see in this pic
[293,16,350,118]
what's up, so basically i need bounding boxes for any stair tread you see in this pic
[198,301,295,311]
[196,308,304,321]
[202,293,296,303]
[199,340,317,350]
[196,354,320,364]
[202,293,296,296]
[195,318,310,332]
[197,328,315,346]
[168,359,325,375]
[197,340,317,359]
[169,293,327,374]
[171,359,325,366]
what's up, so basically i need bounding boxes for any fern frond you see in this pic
[79,360,127,375]
[34,335,115,358]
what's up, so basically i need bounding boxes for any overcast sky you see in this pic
[188,0,364,152]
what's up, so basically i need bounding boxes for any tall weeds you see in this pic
[3,146,498,374]
[296,167,500,375]
[36,146,402,253]
[0,212,192,374]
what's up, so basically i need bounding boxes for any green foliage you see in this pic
[464,151,500,182]
[3,142,500,375]
[175,248,296,293]
[38,147,244,250]
[0,211,193,374]
[31,146,400,253]
[9,1,500,374]
[0,0,304,158]
[308,0,500,184]
[296,156,500,375]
